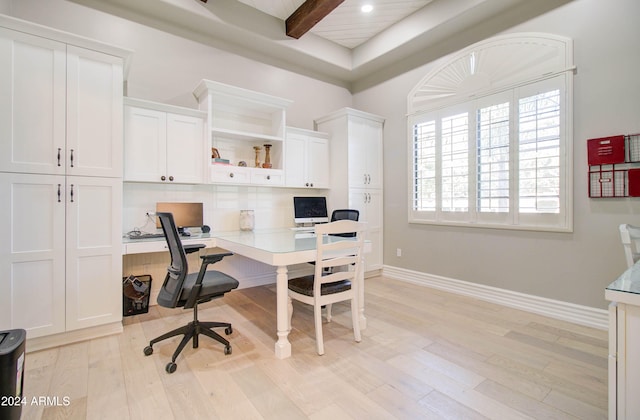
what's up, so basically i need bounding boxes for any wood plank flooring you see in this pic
[22,276,608,419]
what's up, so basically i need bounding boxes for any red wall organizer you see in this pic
[588,134,640,197]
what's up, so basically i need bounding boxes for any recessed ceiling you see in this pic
[68,0,575,92]
[237,0,433,48]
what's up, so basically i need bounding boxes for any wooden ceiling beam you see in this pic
[286,0,344,39]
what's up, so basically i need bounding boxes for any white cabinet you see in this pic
[65,176,123,331]
[0,174,122,337]
[315,108,385,274]
[347,117,383,190]
[193,80,292,186]
[0,15,129,346]
[0,173,66,338]
[606,282,640,420]
[0,28,124,178]
[349,189,383,271]
[285,127,329,189]
[124,98,206,184]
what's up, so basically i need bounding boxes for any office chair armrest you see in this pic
[200,252,233,265]
[183,252,234,309]
[183,243,206,255]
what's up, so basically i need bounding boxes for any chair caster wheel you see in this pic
[225,326,232,335]
[166,362,177,374]
[224,345,232,355]
[143,346,153,356]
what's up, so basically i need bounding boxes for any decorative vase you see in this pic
[262,144,272,168]
[239,210,255,231]
[253,146,262,168]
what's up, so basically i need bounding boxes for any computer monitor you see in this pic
[156,202,203,234]
[293,196,329,224]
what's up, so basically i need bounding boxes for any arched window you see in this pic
[408,33,574,231]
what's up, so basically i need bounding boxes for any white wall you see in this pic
[4,0,352,128]
[354,0,640,309]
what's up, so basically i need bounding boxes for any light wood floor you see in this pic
[22,276,608,420]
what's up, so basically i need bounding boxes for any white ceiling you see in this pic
[68,0,574,91]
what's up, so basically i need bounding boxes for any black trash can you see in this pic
[123,275,152,316]
[0,329,26,420]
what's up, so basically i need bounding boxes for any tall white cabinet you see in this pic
[315,108,385,273]
[0,16,129,347]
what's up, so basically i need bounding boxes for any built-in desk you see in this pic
[122,233,216,255]
[606,262,640,419]
[123,229,368,359]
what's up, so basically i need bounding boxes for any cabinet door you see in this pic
[347,117,383,190]
[307,136,329,188]
[0,173,66,338]
[285,132,306,187]
[67,46,124,178]
[124,106,167,182]
[0,28,66,175]
[166,113,204,183]
[349,189,383,271]
[65,176,122,331]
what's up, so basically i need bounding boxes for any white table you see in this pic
[123,229,368,359]
[606,262,640,419]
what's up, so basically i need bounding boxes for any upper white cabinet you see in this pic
[315,108,385,273]
[124,98,206,184]
[347,116,383,190]
[285,127,329,189]
[193,80,292,186]
[0,26,124,178]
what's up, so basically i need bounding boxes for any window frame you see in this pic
[408,68,573,232]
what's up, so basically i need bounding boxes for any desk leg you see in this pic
[359,254,367,330]
[275,265,292,359]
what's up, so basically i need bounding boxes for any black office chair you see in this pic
[330,209,359,237]
[143,212,239,373]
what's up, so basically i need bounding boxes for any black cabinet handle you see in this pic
[70,184,74,202]
[161,175,166,181]
[57,148,61,166]
[229,173,234,178]
[70,149,74,168]
[169,176,174,181]
[57,184,61,202]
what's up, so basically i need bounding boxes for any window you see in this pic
[408,34,573,232]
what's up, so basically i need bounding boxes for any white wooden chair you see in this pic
[287,219,366,355]
[619,224,640,268]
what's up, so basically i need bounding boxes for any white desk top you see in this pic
[123,228,366,266]
[606,260,640,305]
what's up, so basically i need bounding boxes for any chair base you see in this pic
[144,304,233,373]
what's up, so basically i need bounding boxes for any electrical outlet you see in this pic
[396,248,402,257]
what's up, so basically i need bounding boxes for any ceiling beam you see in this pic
[286,0,344,39]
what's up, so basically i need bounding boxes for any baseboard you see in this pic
[382,265,608,330]
[26,322,123,353]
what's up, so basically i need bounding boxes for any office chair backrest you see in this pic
[331,209,359,222]
[331,209,359,237]
[157,212,189,308]
[620,223,640,268]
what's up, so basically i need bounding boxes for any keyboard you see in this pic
[128,233,164,240]
[290,226,315,232]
